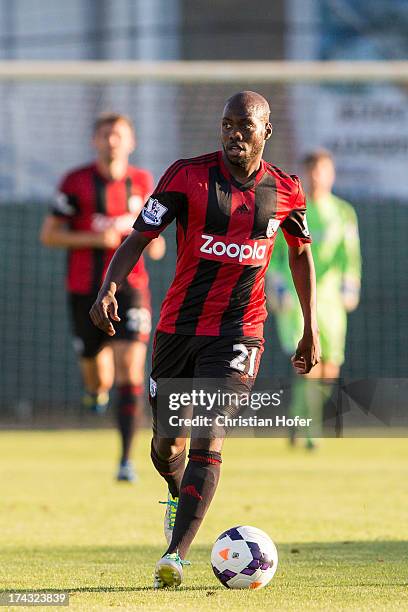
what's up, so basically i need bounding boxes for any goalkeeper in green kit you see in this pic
[267,149,361,447]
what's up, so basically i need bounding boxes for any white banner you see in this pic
[287,0,408,201]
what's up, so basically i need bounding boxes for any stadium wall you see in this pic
[0,198,407,422]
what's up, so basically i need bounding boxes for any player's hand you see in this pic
[291,330,320,375]
[89,290,120,336]
[94,228,122,249]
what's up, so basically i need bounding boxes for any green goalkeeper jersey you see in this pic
[267,193,361,364]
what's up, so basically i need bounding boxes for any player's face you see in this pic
[221,108,272,169]
[305,158,336,194]
[93,120,135,164]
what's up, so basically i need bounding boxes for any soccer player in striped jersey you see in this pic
[40,113,165,482]
[90,92,320,587]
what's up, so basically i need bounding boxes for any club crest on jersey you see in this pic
[266,218,280,238]
[149,377,157,398]
[142,197,168,226]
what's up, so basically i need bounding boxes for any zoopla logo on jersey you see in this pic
[196,234,270,265]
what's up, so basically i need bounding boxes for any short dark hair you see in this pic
[302,148,334,168]
[93,112,135,134]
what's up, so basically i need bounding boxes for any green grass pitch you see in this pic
[0,430,407,610]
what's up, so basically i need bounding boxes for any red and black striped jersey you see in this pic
[52,163,153,295]
[133,151,311,338]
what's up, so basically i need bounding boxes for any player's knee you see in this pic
[115,360,145,387]
[190,437,224,455]
[116,360,144,383]
[152,436,185,461]
[114,341,147,380]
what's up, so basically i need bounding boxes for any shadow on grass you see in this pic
[1,542,407,594]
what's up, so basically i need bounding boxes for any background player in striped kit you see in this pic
[267,148,361,447]
[90,92,320,587]
[40,113,165,481]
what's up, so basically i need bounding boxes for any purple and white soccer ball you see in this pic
[211,525,278,589]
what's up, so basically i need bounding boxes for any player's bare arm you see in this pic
[89,230,152,336]
[288,243,320,374]
[40,214,122,250]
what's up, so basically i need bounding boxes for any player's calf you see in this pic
[150,439,186,498]
[165,449,222,559]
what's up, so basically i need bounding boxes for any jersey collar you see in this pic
[218,150,266,191]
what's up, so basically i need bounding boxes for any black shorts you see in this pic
[149,331,264,437]
[69,284,151,358]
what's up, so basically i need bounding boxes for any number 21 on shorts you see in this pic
[230,344,258,376]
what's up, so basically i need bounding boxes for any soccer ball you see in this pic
[211,525,278,589]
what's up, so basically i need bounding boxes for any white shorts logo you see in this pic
[266,218,280,238]
[126,307,152,334]
[149,377,157,398]
[142,197,168,226]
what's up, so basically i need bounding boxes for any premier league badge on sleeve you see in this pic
[142,197,168,226]
[54,192,76,216]
[266,218,280,238]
